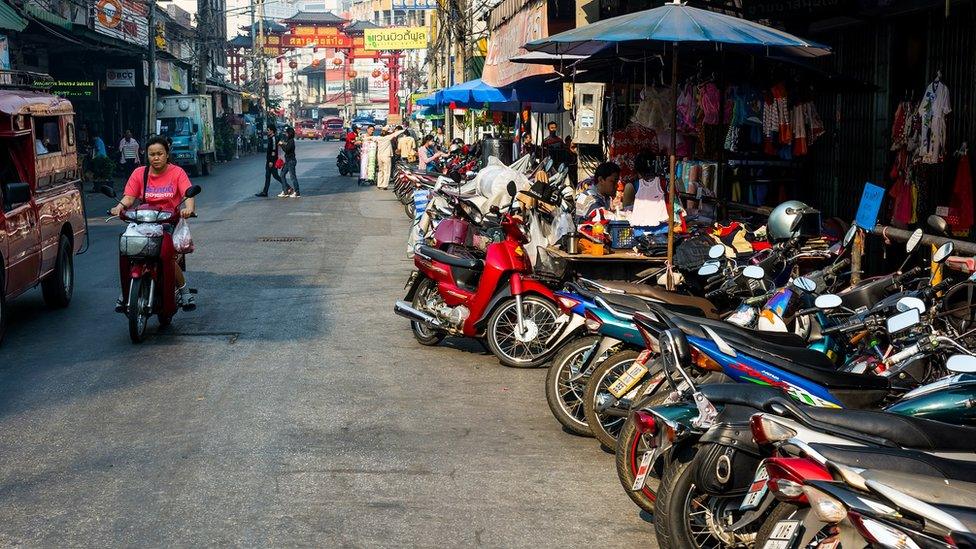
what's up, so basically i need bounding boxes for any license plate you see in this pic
[631,450,654,491]
[608,350,651,398]
[761,520,801,549]
[740,465,769,510]
[640,371,667,396]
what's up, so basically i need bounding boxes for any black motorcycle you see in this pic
[337,147,359,176]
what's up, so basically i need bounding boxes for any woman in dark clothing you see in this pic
[279,127,300,197]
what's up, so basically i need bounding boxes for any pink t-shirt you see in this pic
[124,164,192,212]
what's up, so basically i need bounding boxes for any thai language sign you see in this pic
[482,0,549,87]
[363,27,428,50]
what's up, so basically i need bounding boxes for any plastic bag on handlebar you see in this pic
[552,210,574,243]
[173,218,194,254]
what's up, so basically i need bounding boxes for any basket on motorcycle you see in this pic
[119,234,163,258]
[534,247,568,286]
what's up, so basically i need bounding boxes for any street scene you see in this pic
[3,0,976,547]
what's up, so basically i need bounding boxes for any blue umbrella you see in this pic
[440,79,510,105]
[525,0,830,275]
[416,93,440,107]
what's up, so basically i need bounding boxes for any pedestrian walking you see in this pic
[397,127,417,163]
[118,129,141,181]
[255,124,284,197]
[375,126,405,190]
[280,127,300,198]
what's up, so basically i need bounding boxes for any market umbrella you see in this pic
[416,94,440,107]
[525,0,831,283]
[440,79,510,105]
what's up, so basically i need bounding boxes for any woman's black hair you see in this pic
[594,161,620,180]
[286,127,295,138]
[634,152,654,176]
[422,134,435,144]
[146,135,170,153]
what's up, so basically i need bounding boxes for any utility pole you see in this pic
[148,0,157,138]
[257,0,267,118]
[196,0,211,93]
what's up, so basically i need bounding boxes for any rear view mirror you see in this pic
[928,214,948,236]
[815,294,843,310]
[465,171,476,179]
[708,244,726,259]
[887,309,920,334]
[946,354,976,373]
[895,296,926,314]
[99,184,118,198]
[842,225,857,247]
[742,265,765,280]
[933,241,954,264]
[793,277,817,293]
[906,228,923,253]
[3,182,31,205]
[698,262,720,277]
[507,181,518,197]
[184,185,202,198]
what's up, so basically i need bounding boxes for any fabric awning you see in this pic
[0,0,27,31]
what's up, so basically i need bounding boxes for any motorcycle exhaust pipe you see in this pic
[394,300,443,328]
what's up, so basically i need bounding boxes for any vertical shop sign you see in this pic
[482,0,550,87]
[0,35,8,70]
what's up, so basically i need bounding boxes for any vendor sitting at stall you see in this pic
[576,161,621,219]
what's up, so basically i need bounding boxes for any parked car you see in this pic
[322,117,345,141]
[0,72,87,343]
[297,120,323,140]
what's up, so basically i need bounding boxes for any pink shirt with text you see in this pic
[124,164,192,212]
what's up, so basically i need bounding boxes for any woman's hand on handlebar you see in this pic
[180,206,195,219]
[110,204,125,217]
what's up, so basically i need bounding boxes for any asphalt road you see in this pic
[0,140,654,547]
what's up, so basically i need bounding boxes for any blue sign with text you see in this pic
[855,182,885,231]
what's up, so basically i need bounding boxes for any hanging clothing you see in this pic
[951,153,974,235]
[771,83,792,145]
[792,105,808,156]
[630,177,670,227]
[918,80,951,164]
[889,149,913,226]
[631,86,672,130]
[676,84,697,134]
[890,101,909,151]
[700,82,721,126]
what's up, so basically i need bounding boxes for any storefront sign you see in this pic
[0,35,8,71]
[392,0,437,9]
[155,60,172,90]
[855,182,885,231]
[363,27,428,51]
[106,68,136,87]
[171,66,186,93]
[282,33,352,48]
[482,0,550,87]
[743,0,847,20]
[93,0,148,46]
[50,80,98,101]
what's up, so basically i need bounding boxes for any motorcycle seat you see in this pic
[416,245,483,271]
[594,291,715,321]
[699,383,791,410]
[812,443,976,483]
[803,408,976,451]
[666,310,889,394]
[860,469,976,509]
[592,280,721,319]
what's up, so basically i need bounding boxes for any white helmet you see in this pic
[767,200,819,241]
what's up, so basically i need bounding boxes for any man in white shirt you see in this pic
[118,129,141,181]
[374,126,405,189]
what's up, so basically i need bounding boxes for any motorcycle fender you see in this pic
[545,313,585,348]
[473,285,512,332]
[403,271,423,301]
[511,275,555,300]
[644,404,701,476]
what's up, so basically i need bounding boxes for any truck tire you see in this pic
[190,156,202,177]
[41,235,73,308]
[202,155,213,176]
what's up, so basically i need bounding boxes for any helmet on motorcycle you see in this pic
[767,200,820,241]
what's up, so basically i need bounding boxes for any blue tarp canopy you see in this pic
[421,76,563,111]
[441,79,509,104]
[416,93,441,107]
[525,1,830,57]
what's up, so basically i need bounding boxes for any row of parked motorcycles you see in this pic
[390,152,976,548]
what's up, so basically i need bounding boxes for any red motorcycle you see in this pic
[103,185,201,342]
[395,183,569,367]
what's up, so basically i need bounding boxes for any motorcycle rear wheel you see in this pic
[544,335,599,437]
[411,277,445,346]
[485,295,561,368]
[128,277,152,343]
[583,350,642,450]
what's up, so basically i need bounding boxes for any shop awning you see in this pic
[416,94,440,107]
[0,0,27,31]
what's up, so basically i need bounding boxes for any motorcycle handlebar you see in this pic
[825,258,851,276]
[894,266,924,285]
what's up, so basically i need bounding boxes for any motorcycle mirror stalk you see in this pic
[896,228,925,274]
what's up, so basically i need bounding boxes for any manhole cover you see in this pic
[258,236,308,242]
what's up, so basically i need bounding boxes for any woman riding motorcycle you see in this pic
[110,135,197,306]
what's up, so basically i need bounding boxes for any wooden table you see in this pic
[545,247,666,280]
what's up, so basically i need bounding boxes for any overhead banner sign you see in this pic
[93,0,148,46]
[363,27,428,50]
[482,0,550,87]
[392,0,438,9]
[282,33,352,48]
[106,68,136,87]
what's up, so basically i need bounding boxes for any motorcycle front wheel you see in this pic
[486,295,561,368]
[128,277,152,343]
[544,335,599,436]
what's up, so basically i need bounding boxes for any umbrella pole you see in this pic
[666,42,679,290]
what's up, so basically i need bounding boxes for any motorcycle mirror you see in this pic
[433,181,443,193]
[842,225,857,248]
[698,262,720,277]
[184,185,202,199]
[507,181,518,197]
[946,354,976,373]
[465,171,476,179]
[707,244,726,260]
[793,277,817,293]
[544,158,553,171]
[906,228,924,253]
[742,265,765,280]
[99,184,118,198]
[815,294,843,310]
[927,214,949,236]
[933,241,954,264]
[886,308,920,334]
[895,296,926,314]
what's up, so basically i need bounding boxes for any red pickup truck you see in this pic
[0,73,86,343]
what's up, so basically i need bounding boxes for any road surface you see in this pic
[0,140,654,546]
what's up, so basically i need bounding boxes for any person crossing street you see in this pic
[280,127,300,198]
[255,124,284,197]
[118,129,141,182]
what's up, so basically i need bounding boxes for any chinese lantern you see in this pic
[311,58,320,67]
[371,69,381,78]
[381,72,389,82]
[289,60,298,69]
[274,72,283,80]
[348,70,357,78]
[332,58,342,66]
